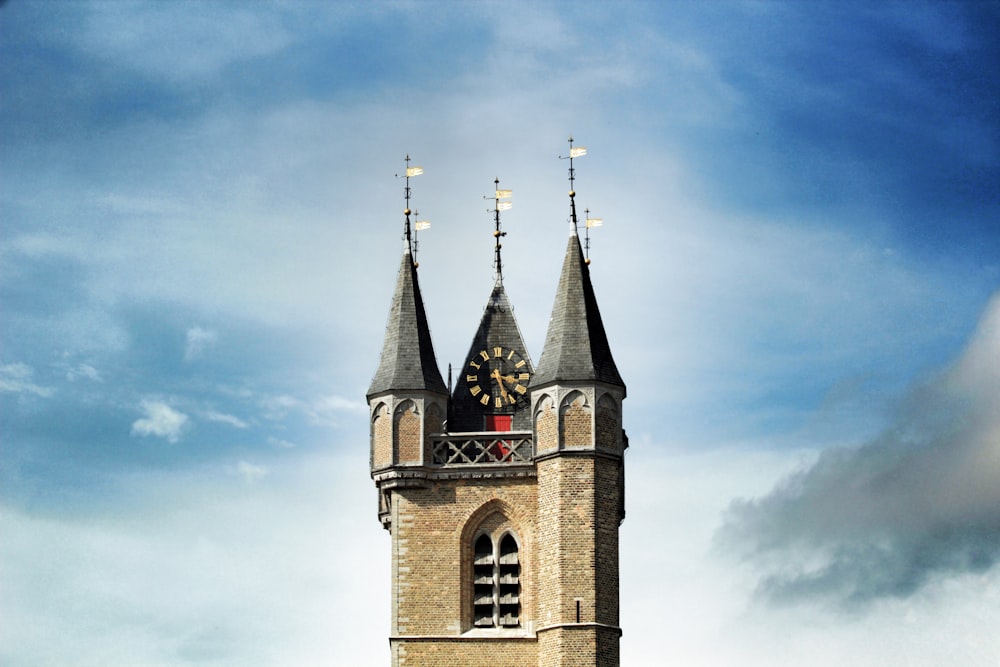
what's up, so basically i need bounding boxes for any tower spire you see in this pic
[368,156,445,399]
[489,177,512,284]
[537,139,624,392]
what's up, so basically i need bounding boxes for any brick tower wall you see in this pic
[533,387,623,667]
[535,455,621,667]
[388,476,540,666]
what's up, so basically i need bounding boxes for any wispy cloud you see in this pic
[65,2,295,83]
[204,410,248,429]
[718,293,1000,607]
[257,393,366,426]
[65,363,102,383]
[268,437,296,450]
[0,456,384,666]
[130,399,189,444]
[184,326,218,361]
[260,394,300,421]
[0,363,54,397]
[306,394,368,425]
[232,460,268,483]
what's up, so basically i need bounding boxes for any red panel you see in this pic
[486,415,512,432]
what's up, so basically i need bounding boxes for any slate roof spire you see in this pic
[367,158,447,399]
[533,139,625,392]
[449,181,534,431]
[449,280,535,431]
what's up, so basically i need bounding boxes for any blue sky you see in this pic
[2,2,998,665]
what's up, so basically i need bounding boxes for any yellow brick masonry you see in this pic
[535,390,623,667]
[389,477,540,666]
[394,637,538,667]
[535,455,622,667]
[372,402,392,469]
[397,405,421,463]
[377,387,623,666]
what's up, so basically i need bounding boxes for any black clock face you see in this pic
[464,346,531,411]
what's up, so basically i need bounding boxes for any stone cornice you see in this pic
[372,465,537,485]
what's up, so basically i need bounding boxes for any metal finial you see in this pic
[487,177,512,284]
[413,211,431,266]
[397,155,424,262]
[584,209,604,265]
[559,136,587,234]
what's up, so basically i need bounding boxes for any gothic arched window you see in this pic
[472,532,521,628]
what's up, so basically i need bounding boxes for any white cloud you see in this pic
[131,400,189,443]
[184,326,217,361]
[66,2,296,82]
[621,441,1000,665]
[0,454,387,667]
[268,436,296,449]
[260,394,301,420]
[232,461,267,483]
[305,394,368,426]
[718,292,1000,607]
[65,363,102,383]
[313,395,367,413]
[0,363,54,397]
[204,411,248,429]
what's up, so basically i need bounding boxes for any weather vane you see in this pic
[583,209,604,265]
[397,155,428,266]
[486,177,512,284]
[413,212,430,267]
[559,136,587,232]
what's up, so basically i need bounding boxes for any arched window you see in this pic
[472,532,521,628]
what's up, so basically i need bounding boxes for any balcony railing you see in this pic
[431,432,533,466]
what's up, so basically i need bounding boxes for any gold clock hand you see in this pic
[491,369,510,398]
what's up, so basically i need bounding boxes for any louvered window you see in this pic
[472,533,520,628]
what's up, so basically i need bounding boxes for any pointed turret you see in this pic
[532,140,627,665]
[450,280,535,431]
[367,248,447,398]
[532,227,624,392]
[534,139,624,394]
[449,178,535,432]
[368,159,448,529]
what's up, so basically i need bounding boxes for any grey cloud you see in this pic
[718,293,1000,607]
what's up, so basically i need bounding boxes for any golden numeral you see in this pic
[479,350,490,362]
[494,346,503,358]
[515,360,526,369]
[470,385,482,396]
[480,394,490,406]
[494,396,503,409]
[507,394,517,405]
[466,374,478,383]
[514,385,527,395]
[469,360,481,370]
[507,350,515,360]
[518,373,530,381]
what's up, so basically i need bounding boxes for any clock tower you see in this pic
[367,144,626,667]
